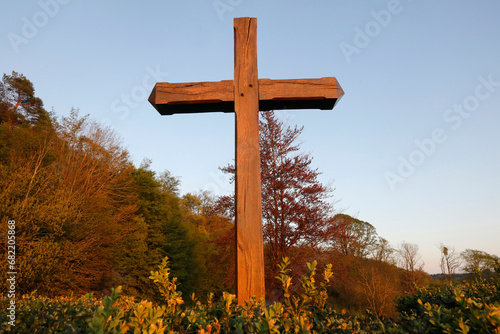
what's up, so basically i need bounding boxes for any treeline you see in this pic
[0,72,234,301]
[0,72,497,318]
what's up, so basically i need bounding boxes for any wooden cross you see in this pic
[149,17,344,304]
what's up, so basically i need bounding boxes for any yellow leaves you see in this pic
[222,292,236,314]
[323,263,334,283]
[490,305,500,318]
[149,256,185,310]
[457,320,470,334]
[129,300,167,334]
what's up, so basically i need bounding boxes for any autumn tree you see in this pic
[220,111,337,285]
[325,215,399,317]
[370,237,396,264]
[0,103,142,294]
[397,242,423,273]
[353,259,400,319]
[397,241,425,293]
[0,102,214,298]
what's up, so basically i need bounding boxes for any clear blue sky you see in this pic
[2,1,499,274]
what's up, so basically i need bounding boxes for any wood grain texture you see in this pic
[233,17,265,304]
[148,80,234,115]
[148,17,345,305]
[258,77,344,111]
[149,77,344,114]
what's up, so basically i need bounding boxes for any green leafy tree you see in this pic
[330,214,378,258]
[461,249,500,274]
[180,191,235,296]
[130,161,205,300]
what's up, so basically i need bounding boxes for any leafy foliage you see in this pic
[0,73,231,300]
[0,107,139,294]
[1,257,499,333]
[0,258,376,333]
[394,272,500,333]
[330,214,378,258]
[396,269,500,316]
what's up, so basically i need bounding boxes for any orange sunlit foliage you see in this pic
[219,111,345,294]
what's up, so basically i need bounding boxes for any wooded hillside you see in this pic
[3,72,497,319]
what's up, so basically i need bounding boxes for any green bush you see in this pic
[396,270,500,316]
[1,258,499,333]
[395,271,500,333]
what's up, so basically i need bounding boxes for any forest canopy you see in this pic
[0,71,234,300]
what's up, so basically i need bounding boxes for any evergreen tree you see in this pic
[130,162,203,300]
[0,71,52,129]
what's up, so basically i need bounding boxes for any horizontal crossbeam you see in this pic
[149,77,344,115]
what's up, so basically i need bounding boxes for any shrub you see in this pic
[1,257,499,333]
[395,270,500,333]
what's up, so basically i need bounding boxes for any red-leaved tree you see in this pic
[219,111,338,286]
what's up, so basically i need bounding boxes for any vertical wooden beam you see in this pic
[233,17,265,304]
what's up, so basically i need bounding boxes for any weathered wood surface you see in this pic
[258,77,344,111]
[233,17,265,304]
[149,77,343,115]
[149,80,234,114]
[148,16,344,305]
